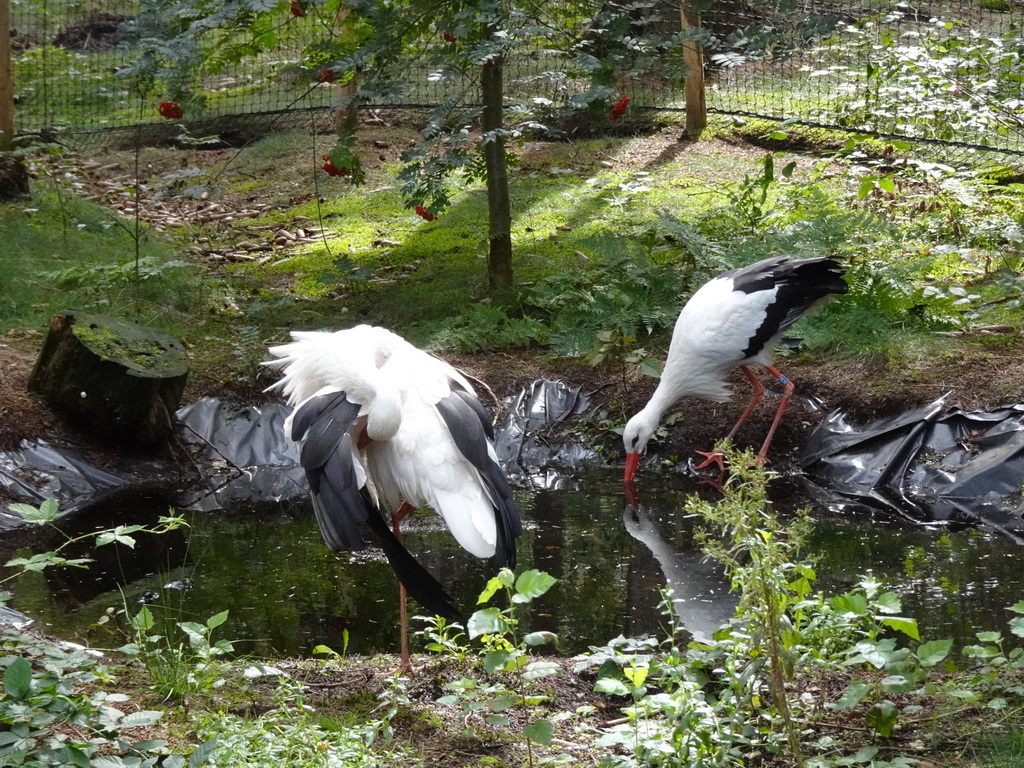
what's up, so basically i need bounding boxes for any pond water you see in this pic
[3,469,1023,659]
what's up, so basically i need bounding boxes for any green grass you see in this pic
[0,190,208,335]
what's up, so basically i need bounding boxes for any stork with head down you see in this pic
[265,324,521,670]
[623,254,847,483]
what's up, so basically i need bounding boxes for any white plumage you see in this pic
[623,254,847,479]
[265,325,521,665]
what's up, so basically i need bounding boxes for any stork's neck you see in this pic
[366,380,401,440]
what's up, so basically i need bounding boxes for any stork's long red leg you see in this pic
[391,501,416,672]
[757,364,794,462]
[694,366,765,471]
[726,366,766,440]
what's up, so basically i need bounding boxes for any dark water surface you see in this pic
[3,469,1022,657]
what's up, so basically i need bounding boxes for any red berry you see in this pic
[415,205,437,221]
[290,0,305,17]
[158,101,183,119]
[609,95,630,120]
[318,69,336,83]
[443,32,456,42]
[321,155,348,177]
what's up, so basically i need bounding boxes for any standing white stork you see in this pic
[265,325,522,669]
[623,254,847,480]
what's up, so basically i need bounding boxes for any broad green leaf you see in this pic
[523,660,561,680]
[638,357,662,378]
[478,570,515,604]
[468,607,507,640]
[523,718,553,745]
[206,610,229,629]
[976,631,1002,643]
[483,649,511,675]
[874,591,903,614]
[189,736,218,767]
[488,693,518,712]
[833,679,870,710]
[988,697,1008,710]
[949,688,979,700]
[163,757,186,768]
[3,657,32,699]
[122,710,163,727]
[1010,617,1024,637]
[624,666,648,688]
[1007,600,1024,614]
[830,593,868,616]
[594,678,630,696]
[881,616,920,640]
[485,713,510,726]
[524,631,557,647]
[881,675,913,693]
[513,570,557,603]
[866,700,898,738]
[9,498,59,524]
[917,638,953,667]
[963,644,1000,659]
[132,606,155,632]
[60,745,91,768]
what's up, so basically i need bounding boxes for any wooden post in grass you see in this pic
[333,6,358,137]
[680,2,707,136]
[0,0,14,151]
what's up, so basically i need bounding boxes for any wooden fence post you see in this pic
[680,2,707,135]
[0,0,14,151]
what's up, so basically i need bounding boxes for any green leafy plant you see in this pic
[430,569,560,766]
[3,499,188,588]
[119,607,235,704]
[0,647,192,767]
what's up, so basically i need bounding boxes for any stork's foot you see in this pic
[693,449,726,473]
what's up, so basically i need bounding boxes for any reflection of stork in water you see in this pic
[623,503,737,644]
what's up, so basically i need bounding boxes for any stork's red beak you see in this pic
[624,452,640,482]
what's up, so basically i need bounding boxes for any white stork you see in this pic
[265,325,522,669]
[623,254,847,480]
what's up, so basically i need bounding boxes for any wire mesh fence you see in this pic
[7,1,1024,161]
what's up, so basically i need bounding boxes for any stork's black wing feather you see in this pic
[364,513,462,620]
[292,390,462,620]
[292,392,369,552]
[727,255,847,359]
[435,390,523,570]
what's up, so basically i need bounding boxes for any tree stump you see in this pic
[28,312,190,444]
[0,154,29,201]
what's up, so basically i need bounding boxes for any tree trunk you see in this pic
[0,0,14,152]
[28,312,190,445]
[481,49,514,294]
[680,2,707,136]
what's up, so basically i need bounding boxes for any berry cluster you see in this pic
[609,95,630,120]
[443,33,456,43]
[318,69,336,83]
[322,155,348,177]
[414,205,437,221]
[158,101,183,120]
[290,0,305,17]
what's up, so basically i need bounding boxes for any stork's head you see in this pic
[622,411,658,482]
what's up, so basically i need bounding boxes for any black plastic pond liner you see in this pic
[800,394,1024,543]
[492,378,598,487]
[0,380,600,525]
[0,440,126,526]
[175,397,306,512]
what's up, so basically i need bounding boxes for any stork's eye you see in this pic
[630,435,640,449]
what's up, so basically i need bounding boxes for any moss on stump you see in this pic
[28,312,189,444]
